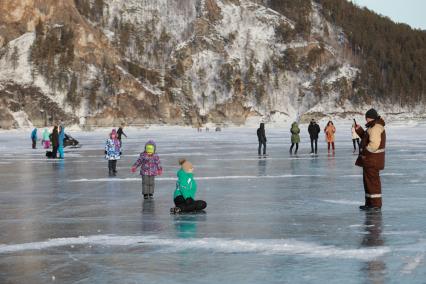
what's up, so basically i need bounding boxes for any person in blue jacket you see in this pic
[58,125,65,159]
[31,128,38,149]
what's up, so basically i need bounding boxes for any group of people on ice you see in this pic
[257,108,386,211]
[30,125,66,159]
[257,119,361,156]
[104,126,206,214]
[31,108,385,213]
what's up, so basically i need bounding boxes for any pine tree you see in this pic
[10,46,19,70]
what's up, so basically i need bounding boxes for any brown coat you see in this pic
[355,118,386,170]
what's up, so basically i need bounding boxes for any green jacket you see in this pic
[173,169,197,200]
[42,129,50,141]
[291,122,300,143]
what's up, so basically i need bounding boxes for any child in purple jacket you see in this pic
[131,140,163,199]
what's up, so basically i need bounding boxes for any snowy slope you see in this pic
[0,0,424,129]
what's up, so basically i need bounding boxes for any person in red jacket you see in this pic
[355,109,386,211]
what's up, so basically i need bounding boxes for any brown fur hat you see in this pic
[179,158,193,172]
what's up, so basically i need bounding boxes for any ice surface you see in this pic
[0,122,426,283]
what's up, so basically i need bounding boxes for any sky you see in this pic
[350,0,426,30]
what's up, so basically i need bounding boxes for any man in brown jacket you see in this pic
[355,109,386,210]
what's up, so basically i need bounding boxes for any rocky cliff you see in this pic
[0,0,423,129]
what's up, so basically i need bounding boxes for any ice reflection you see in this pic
[361,212,386,284]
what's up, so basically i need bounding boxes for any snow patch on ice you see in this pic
[321,199,361,206]
[0,235,390,260]
[401,254,425,274]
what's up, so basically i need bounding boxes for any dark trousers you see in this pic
[258,141,266,155]
[310,138,318,153]
[52,146,58,158]
[363,167,382,208]
[108,160,117,173]
[290,143,299,153]
[174,196,207,212]
[353,138,360,150]
[142,175,155,195]
[32,139,36,149]
[328,142,335,151]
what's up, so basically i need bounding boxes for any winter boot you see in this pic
[359,205,381,211]
[170,207,181,214]
[149,194,154,199]
[143,194,149,200]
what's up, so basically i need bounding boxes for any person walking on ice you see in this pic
[257,123,267,156]
[355,109,386,211]
[105,129,121,176]
[117,124,127,146]
[58,125,65,159]
[50,126,59,158]
[351,122,361,153]
[289,122,300,155]
[324,121,336,153]
[42,128,50,149]
[131,140,163,199]
[31,128,38,149]
[170,159,207,214]
[308,119,320,155]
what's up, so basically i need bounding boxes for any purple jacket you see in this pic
[132,140,162,176]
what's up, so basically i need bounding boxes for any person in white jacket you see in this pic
[351,123,360,153]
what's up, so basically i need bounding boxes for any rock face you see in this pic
[0,0,417,129]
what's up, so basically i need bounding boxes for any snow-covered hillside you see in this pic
[0,0,424,129]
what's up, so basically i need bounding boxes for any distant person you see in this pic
[117,124,127,145]
[308,119,320,155]
[355,109,386,211]
[42,128,50,149]
[105,129,121,176]
[50,126,59,158]
[31,128,38,149]
[289,122,300,155]
[58,125,65,159]
[324,121,336,153]
[351,122,360,153]
[131,140,163,199]
[257,123,267,156]
[170,159,207,214]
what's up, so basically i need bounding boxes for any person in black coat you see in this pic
[50,125,59,158]
[308,119,321,155]
[257,123,267,155]
[117,124,127,145]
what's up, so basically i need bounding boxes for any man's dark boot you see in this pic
[359,205,381,211]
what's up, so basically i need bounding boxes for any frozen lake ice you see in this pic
[0,122,425,283]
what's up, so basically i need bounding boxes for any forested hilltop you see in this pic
[316,0,426,106]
